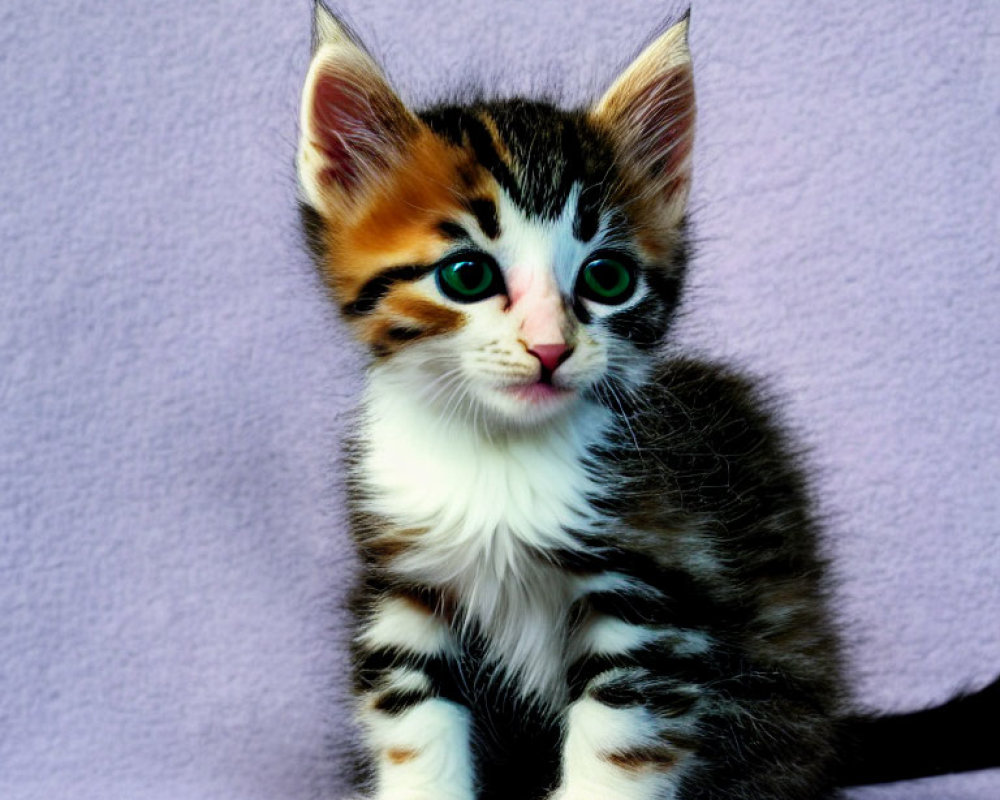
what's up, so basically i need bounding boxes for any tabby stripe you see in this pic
[585,590,671,626]
[436,220,470,242]
[645,255,686,307]
[462,117,521,205]
[355,646,471,711]
[467,197,500,239]
[386,326,424,341]
[356,647,440,691]
[553,122,585,220]
[606,295,670,349]
[562,545,741,630]
[573,183,602,243]
[373,688,433,715]
[343,264,435,316]
[567,647,724,702]
[590,677,701,719]
[589,682,645,708]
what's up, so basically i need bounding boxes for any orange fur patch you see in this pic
[319,128,498,309]
[384,293,464,332]
[385,747,419,765]
[359,289,467,353]
[605,747,680,772]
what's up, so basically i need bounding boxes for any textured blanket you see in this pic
[0,1,997,798]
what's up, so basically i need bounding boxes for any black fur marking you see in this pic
[573,183,602,242]
[373,688,432,715]
[589,682,644,708]
[562,549,741,631]
[421,100,619,223]
[450,631,562,800]
[601,232,688,346]
[386,326,424,341]
[571,297,592,324]
[343,264,435,316]
[649,690,700,719]
[585,589,682,627]
[466,116,522,203]
[591,673,701,719]
[436,220,471,242]
[467,197,500,239]
[355,646,431,692]
[567,647,725,704]
[421,107,522,204]
[605,295,670,349]
[554,120,586,216]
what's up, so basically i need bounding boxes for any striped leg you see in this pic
[353,590,474,800]
[550,608,708,800]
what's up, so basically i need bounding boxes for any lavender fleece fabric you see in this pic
[1,0,997,797]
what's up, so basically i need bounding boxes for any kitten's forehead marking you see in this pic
[483,184,645,320]
[419,102,607,226]
[467,197,500,240]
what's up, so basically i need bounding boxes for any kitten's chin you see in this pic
[475,381,579,429]
[505,382,574,405]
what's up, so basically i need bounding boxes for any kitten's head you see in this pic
[297,3,694,430]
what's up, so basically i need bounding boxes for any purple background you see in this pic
[1,1,997,798]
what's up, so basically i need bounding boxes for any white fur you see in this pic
[549,691,688,800]
[358,595,457,658]
[486,184,652,330]
[379,668,432,695]
[567,577,714,662]
[360,367,612,703]
[359,697,475,800]
[572,571,644,598]
[574,615,663,657]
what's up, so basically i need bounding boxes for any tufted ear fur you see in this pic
[297,2,419,214]
[589,14,695,227]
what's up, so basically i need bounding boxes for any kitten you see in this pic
[296,4,998,799]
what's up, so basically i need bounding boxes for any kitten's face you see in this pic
[298,10,694,430]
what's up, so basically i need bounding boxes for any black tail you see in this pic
[839,676,1000,786]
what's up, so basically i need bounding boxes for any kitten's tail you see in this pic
[838,676,1000,786]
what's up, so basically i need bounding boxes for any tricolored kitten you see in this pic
[296,5,996,800]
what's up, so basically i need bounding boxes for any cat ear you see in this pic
[297,2,419,214]
[590,14,695,225]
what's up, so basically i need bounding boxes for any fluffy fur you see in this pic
[295,5,997,799]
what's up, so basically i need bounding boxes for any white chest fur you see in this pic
[357,372,611,701]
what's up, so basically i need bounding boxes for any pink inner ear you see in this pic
[628,67,694,182]
[310,67,397,191]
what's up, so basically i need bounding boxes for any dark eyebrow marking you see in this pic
[463,117,521,204]
[343,264,436,316]
[436,220,471,242]
[467,197,500,240]
[573,184,601,243]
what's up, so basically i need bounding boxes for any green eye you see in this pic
[436,256,501,302]
[577,256,636,304]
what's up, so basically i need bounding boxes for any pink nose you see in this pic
[527,344,571,372]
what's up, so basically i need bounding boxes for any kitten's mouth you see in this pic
[504,380,574,404]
